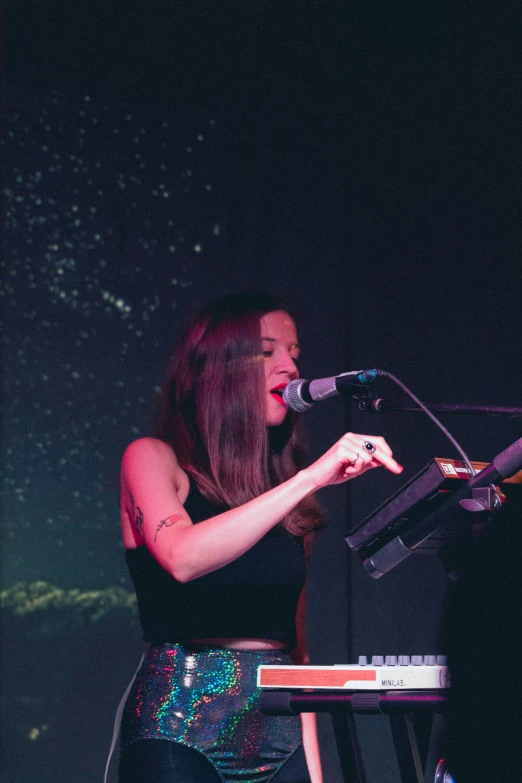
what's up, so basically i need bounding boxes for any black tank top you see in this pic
[125,479,306,647]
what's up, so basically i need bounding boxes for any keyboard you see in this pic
[257,655,450,690]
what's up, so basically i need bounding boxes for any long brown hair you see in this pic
[155,292,325,535]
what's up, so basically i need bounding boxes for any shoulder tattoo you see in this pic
[130,493,145,537]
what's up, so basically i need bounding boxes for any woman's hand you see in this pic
[303,433,402,491]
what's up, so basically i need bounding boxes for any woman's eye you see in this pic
[262,351,273,358]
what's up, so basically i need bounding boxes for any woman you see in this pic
[117,292,402,783]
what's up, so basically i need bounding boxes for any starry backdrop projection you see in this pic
[2,87,228,592]
[0,88,235,781]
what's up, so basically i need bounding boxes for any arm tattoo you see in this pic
[155,514,184,542]
[130,493,145,537]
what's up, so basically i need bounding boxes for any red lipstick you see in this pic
[269,383,288,407]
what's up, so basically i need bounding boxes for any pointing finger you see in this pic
[372,451,403,474]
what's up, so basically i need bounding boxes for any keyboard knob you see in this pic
[385,656,397,666]
[411,655,423,666]
[358,656,368,666]
[424,655,436,666]
[371,656,384,666]
[398,655,410,666]
[436,655,448,665]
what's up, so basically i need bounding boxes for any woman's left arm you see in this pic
[293,536,323,783]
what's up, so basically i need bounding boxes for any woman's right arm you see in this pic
[120,435,402,583]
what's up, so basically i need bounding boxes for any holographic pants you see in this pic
[119,643,305,783]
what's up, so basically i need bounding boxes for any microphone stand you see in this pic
[356,397,522,418]
[342,369,518,475]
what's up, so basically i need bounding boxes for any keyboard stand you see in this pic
[331,710,368,783]
[259,690,447,783]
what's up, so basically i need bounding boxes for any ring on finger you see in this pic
[362,440,377,455]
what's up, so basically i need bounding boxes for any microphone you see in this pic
[283,370,382,412]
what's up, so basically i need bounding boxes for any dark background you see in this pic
[2,2,521,781]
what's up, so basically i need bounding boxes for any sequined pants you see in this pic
[119,643,307,783]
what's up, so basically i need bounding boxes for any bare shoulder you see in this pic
[121,437,188,494]
[122,436,178,467]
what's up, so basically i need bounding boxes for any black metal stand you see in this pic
[357,398,522,417]
[260,690,447,783]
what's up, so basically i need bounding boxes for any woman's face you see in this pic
[260,310,300,426]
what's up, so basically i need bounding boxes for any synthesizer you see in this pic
[347,457,522,557]
[257,655,450,691]
[344,453,522,578]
